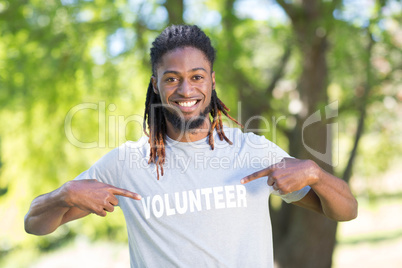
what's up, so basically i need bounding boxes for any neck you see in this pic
[166,118,211,142]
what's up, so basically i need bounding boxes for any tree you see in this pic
[271,1,339,267]
[216,0,402,266]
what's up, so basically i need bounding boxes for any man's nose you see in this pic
[177,79,193,97]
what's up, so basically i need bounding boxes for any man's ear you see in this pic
[212,71,216,90]
[151,76,158,94]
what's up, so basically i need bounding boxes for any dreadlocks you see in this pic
[143,25,242,179]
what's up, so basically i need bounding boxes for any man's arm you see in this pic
[25,179,142,235]
[292,164,358,221]
[241,158,358,221]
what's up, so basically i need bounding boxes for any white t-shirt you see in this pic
[75,127,310,268]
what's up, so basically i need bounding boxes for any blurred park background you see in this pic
[0,0,401,267]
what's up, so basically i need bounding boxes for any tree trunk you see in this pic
[272,1,339,267]
[219,0,342,266]
[272,33,338,268]
[164,0,184,25]
[342,31,374,183]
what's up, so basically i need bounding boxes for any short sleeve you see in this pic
[73,146,126,188]
[243,132,290,168]
[245,132,312,203]
[272,185,311,203]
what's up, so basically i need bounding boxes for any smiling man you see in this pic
[25,25,357,268]
[153,47,214,138]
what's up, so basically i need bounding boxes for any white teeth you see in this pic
[178,101,197,107]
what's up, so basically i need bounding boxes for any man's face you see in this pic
[152,46,215,132]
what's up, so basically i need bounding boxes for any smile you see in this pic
[177,101,197,107]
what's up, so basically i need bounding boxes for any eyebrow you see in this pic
[162,67,208,76]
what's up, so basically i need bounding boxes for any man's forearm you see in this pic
[311,168,358,221]
[24,186,70,235]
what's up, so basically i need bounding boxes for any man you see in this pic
[25,25,357,267]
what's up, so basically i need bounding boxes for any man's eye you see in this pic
[193,75,203,80]
[166,77,177,82]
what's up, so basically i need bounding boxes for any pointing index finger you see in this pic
[241,166,274,184]
[110,186,142,200]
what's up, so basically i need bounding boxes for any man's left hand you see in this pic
[240,157,320,195]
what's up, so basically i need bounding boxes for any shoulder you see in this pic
[122,136,149,150]
[222,127,279,148]
[92,136,149,166]
[223,127,290,159]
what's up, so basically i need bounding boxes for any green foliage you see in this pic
[0,0,149,264]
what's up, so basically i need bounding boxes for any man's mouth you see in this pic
[171,99,202,109]
[177,100,198,107]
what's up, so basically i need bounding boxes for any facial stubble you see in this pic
[162,97,212,134]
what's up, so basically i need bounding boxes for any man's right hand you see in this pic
[25,179,142,235]
[63,179,142,217]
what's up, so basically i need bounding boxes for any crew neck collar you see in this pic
[165,130,217,147]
